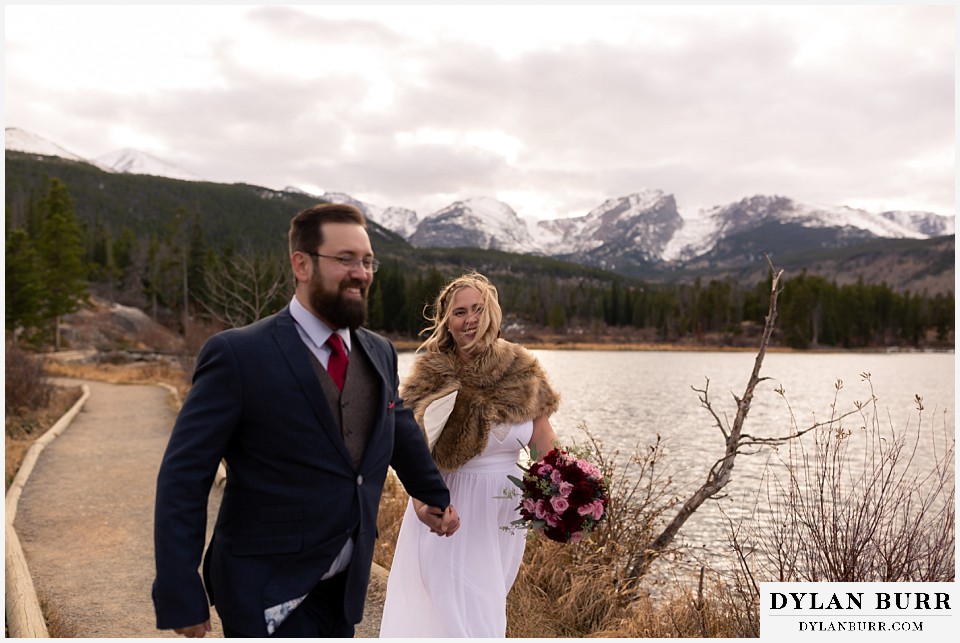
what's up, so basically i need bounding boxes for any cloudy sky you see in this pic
[4,4,954,221]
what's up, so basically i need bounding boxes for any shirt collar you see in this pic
[289,295,351,354]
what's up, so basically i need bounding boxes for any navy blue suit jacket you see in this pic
[152,307,449,635]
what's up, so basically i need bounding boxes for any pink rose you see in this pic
[577,500,605,520]
[550,496,570,514]
[569,531,584,544]
[576,459,601,478]
[558,481,573,497]
[590,501,604,520]
[522,498,536,512]
[544,512,559,527]
[534,499,548,519]
[538,464,553,475]
[550,469,564,485]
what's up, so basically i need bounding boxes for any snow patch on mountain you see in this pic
[879,210,955,237]
[788,203,925,238]
[661,211,721,262]
[283,185,315,196]
[321,192,420,238]
[96,148,202,182]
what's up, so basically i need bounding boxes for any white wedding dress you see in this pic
[379,420,533,638]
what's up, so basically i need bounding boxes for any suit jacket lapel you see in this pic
[272,307,353,466]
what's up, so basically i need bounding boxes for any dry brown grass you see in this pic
[506,536,629,637]
[592,580,757,638]
[374,472,411,570]
[43,359,191,402]
[5,384,84,490]
[505,526,757,637]
[37,593,79,638]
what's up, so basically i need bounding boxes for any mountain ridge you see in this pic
[6,127,954,293]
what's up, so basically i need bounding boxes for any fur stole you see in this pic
[400,339,560,471]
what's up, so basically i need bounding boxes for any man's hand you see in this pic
[439,504,460,536]
[174,621,211,638]
[414,503,460,536]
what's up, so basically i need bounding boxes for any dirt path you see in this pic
[12,378,386,638]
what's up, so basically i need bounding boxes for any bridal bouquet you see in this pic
[506,446,610,543]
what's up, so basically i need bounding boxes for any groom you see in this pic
[152,203,459,637]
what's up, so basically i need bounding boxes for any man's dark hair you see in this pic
[289,203,367,255]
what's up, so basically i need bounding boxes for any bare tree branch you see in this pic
[625,256,785,581]
[198,252,288,327]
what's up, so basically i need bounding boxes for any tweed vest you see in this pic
[309,338,379,469]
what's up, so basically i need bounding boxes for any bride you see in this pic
[379,272,560,637]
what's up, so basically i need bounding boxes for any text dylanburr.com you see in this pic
[760,582,956,640]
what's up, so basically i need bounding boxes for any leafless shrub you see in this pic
[724,373,954,596]
[198,251,288,329]
[5,340,53,426]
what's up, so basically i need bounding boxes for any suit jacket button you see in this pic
[357,475,363,486]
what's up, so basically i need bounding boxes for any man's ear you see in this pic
[291,251,312,283]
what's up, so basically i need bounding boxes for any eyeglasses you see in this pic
[305,252,381,273]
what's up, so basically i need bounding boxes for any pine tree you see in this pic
[35,177,88,350]
[5,228,46,342]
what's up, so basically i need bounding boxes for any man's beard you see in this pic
[309,276,368,330]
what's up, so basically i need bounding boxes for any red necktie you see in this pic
[326,334,348,391]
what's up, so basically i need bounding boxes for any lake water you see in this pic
[397,349,955,574]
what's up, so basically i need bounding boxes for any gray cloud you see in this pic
[4,4,953,219]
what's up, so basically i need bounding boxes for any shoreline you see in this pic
[390,339,954,354]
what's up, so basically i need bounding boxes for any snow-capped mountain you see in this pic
[660,195,950,264]
[320,192,420,239]
[96,148,202,182]
[6,127,112,172]
[397,191,951,274]
[536,190,682,258]
[409,197,540,253]
[706,195,927,239]
[5,127,203,182]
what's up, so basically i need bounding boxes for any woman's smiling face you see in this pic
[447,286,483,359]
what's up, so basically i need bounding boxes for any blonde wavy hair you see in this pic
[418,272,502,355]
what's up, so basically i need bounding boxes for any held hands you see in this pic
[439,504,460,536]
[174,620,211,638]
[415,502,460,537]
